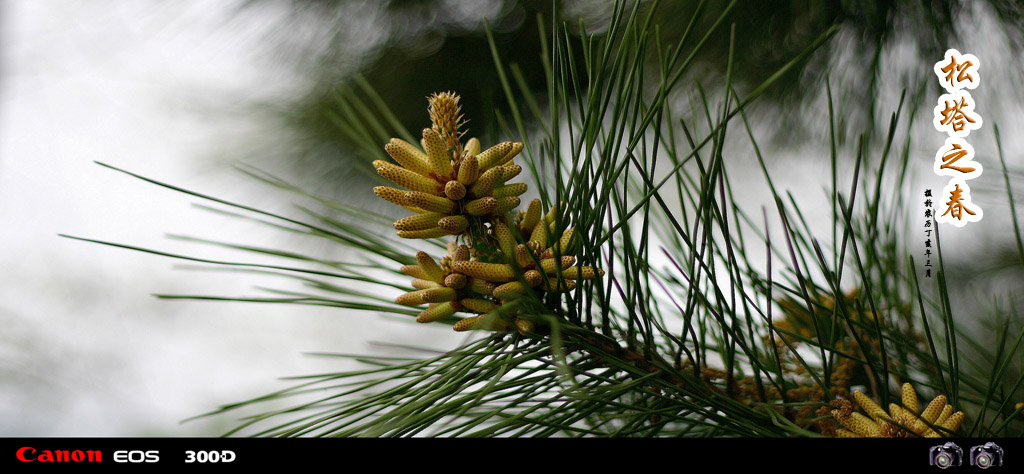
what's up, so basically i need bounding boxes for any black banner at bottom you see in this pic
[3,437,1021,470]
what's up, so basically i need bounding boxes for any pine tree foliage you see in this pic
[65,1,1024,437]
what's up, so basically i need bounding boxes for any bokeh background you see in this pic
[2,0,1022,435]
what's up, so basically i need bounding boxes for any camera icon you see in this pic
[969,442,1004,469]
[929,442,963,469]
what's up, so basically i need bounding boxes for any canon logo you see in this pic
[16,447,102,463]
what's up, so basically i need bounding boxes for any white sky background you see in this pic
[0,0,467,436]
[2,0,1022,437]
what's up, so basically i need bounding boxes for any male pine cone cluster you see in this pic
[373,92,525,239]
[831,383,964,437]
[373,92,603,333]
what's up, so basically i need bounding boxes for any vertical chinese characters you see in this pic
[932,49,983,227]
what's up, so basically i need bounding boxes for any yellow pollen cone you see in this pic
[438,215,469,234]
[500,165,522,182]
[411,279,440,289]
[453,315,482,331]
[933,405,953,427]
[523,270,543,286]
[467,278,496,296]
[464,197,497,216]
[514,318,535,335]
[453,314,509,332]
[493,183,528,199]
[457,155,479,186]
[832,409,883,437]
[445,180,467,200]
[444,273,467,289]
[940,411,965,432]
[395,291,423,306]
[469,168,501,198]
[453,245,471,262]
[921,395,947,423]
[385,138,434,177]
[393,213,444,231]
[545,278,576,292]
[561,266,604,280]
[514,244,535,268]
[421,287,457,303]
[493,281,527,299]
[397,227,448,239]
[494,223,516,259]
[395,287,455,305]
[496,142,524,167]
[464,137,481,157]
[421,128,454,180]
[417,301,459,323]
[543,202,560,224]
[403,191,456,213]
[901,383,919,413]
[376,161,444,195]
[854,391,890,423]
[529,218,549,248]
[476,141,513,170]
[540,256,576,275]
[400,264,428,279]
[554,227,576,253]
[492,196,520,215]
[416,251,445,283]
[374,186,409,207]
[460,298,499,313]
[452,262,517,282]
[521,199,541,234]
